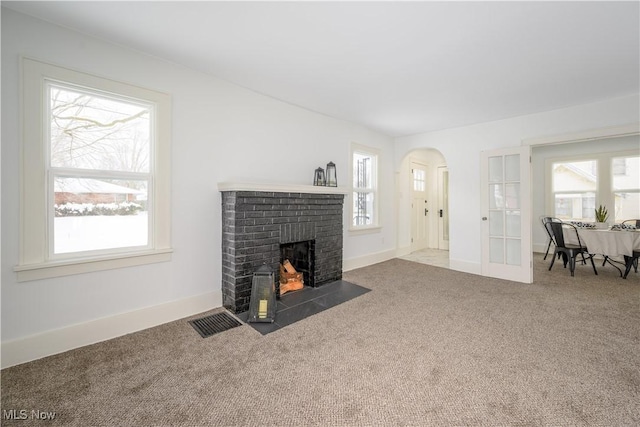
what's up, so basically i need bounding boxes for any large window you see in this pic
[351,144,379,229]
[16,58,172,281]
[548,152,639,223]
[49,83,152,255]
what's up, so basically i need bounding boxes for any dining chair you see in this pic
[548,222,598,277]
[619,219,640,277]
[623,250,639,279]
[541,216,562,260]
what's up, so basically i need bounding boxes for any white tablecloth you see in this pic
[566,229,640,258]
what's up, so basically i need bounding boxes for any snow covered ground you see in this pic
[54,212,148,254]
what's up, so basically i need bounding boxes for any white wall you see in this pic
[395,95,640,275]
[0,10,395,365]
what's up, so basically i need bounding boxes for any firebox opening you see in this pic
[280,240,315,288]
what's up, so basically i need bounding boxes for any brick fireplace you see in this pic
[220,184,346,313]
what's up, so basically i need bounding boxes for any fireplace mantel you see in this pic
[218,182,349,195]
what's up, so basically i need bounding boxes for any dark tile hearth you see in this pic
[238,280,370,335]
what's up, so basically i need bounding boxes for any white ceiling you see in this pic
[4,1,639,137]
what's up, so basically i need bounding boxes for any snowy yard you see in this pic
[55,212,148,254]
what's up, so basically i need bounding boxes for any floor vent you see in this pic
[189,312,243,338]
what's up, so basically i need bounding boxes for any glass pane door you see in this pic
[481,146,532,283]
[488,154,521,266]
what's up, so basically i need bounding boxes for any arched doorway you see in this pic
[397,148,449,268]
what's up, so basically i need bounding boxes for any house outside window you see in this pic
[612,157,627,176]
[49,83,152,255]
[16,58,172,281]
[551,160,597,221]
[548,152,639,223]
[351,143,379,229]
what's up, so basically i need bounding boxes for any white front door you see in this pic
[437,166,449,250]
[481,146,532,283]
[411,162,429,251]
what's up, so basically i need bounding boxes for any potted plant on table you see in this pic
[594,205,609,229]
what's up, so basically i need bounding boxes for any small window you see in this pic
[351,144,379,229]
[413,168,426,192]
[16,58,172,281]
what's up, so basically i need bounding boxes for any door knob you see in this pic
[482,217,488,220]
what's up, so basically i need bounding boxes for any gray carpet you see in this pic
[2,254,638,426]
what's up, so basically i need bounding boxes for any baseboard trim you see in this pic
[449,258,482,275]
[343,249,397,272]
[1,291,222,369]
[395,245,412,258]
[533,243,547,254]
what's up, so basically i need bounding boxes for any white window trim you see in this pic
[349,142,380,233]
[15,58,172,282]
[545,149,639,223]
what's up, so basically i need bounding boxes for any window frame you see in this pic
[349,142,380,232]
[549,158,598,222]
[545,149,639,224]
[15,58,172,281]
[412,167,426,192]
[611,154,640,221]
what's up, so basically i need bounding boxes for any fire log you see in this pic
[283,259,297,273]
[279,279,303,295]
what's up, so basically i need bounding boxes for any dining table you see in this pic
[566,227,640,278]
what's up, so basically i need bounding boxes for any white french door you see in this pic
[481,146,532,283]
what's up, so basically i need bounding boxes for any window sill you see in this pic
[14,249,173,282]
[348,225,382,236]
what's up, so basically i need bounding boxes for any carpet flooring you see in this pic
[1,254,638,426]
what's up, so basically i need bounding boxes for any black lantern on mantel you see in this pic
[247,264,276,323]
[326,161,337,187]
[313,167,326,186]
